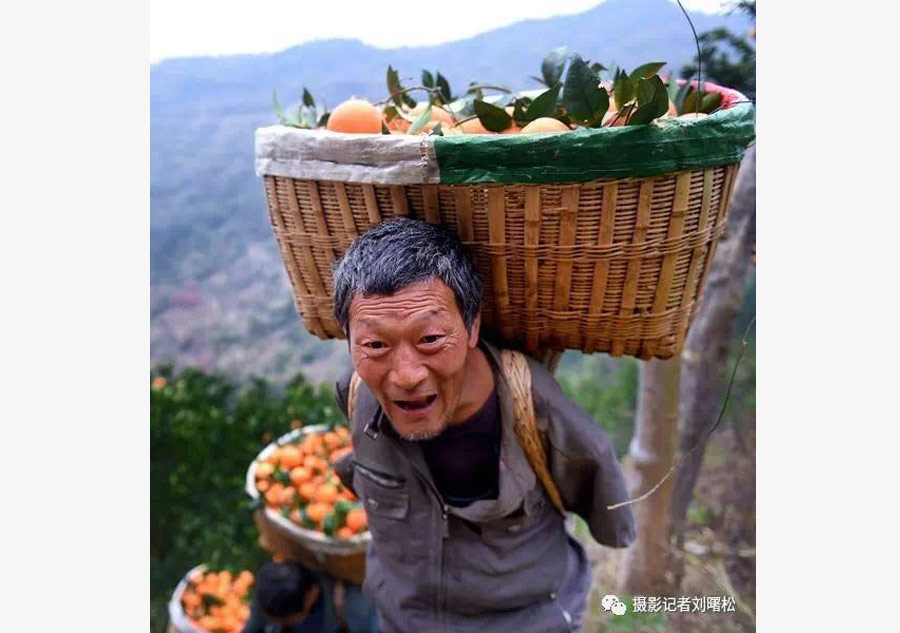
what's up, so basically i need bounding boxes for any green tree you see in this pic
[680,1,756,99]
[150,365,344,632]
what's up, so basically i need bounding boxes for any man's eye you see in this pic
[365,341,386,350]
[420,335,443,345]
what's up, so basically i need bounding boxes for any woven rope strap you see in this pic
[500,350,566,515]
[347,353,566,515]
[348,372,362,421]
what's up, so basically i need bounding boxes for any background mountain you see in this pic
[150,0,753,383]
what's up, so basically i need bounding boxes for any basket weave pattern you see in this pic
[264,164,738,359]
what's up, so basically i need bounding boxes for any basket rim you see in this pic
[167,563,207,633]
[246,425,371,553]
[255,81,754,186]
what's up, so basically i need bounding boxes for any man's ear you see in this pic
[467,313,481,348]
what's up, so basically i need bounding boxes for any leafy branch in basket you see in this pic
[271,48,738,135]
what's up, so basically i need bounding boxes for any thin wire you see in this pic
[675,0,703,114]
[606,315,756,511]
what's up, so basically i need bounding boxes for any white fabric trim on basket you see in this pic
[168,564,206,633]
[255,126,440,185]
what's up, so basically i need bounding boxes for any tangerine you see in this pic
[345,508,368,533]
[306,502,330,524]
[520,117,570,134]
[327,99,383,134]
[290,466,312,486]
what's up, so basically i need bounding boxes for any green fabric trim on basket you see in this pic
[433,102,755,184]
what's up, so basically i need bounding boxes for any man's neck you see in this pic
[448,343,495,425]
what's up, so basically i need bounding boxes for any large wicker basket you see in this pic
[245,425,368,585]
[255,82,754,359]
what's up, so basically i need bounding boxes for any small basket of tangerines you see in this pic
[245,424,368,583]
[168,564,254,633]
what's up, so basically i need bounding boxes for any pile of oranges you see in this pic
[179,568,253,633]
[254,426,368,539]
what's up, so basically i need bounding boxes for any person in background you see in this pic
[250,513,380,633]
[242,561,324,633]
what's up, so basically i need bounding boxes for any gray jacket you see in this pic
[333,340,635,633]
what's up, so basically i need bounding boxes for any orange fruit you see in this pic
[290,466,312,486]
[408,102,455,126]
[385,115,411,133]
[151,376,167,389]
[602,109,628,127]
[346,508,368,533]
[329,446,352,464]
[316,484,339,505]
[306,502,329,524]
[520,117,570,134]
[337,526,354,539]
[327,99,383,134]
[289,508,302,524]
[255,462,275,478]
[335,427,350,441]
[265,483,285,506]
[454,118,493,134]
[323,432,342,451]
[280,446,302,470]
[302,434,324,454]
[256,479,270,492]
[299,482,317,501]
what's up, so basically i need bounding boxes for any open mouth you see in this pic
[393,394,437,411]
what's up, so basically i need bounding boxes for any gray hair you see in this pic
[332,217,483,335]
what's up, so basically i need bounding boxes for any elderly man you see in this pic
[332,217,634,632]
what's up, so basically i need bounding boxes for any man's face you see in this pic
[348,278,480,441]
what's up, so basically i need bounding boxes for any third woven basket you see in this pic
[255,81,755,359]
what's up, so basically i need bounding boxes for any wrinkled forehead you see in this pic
[348,278,464,331]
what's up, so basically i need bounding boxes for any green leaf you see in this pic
[541,46,568,88]
[302,88,315,108]
[299,105,318,128]
[628,76,668,125]
[590,62,607,74]
[422,70,434,89]
[202,594,225,609]
[436,72,452,104]
[700,91,723,113]
[272,90,301,127]
[613,69,635,110]
[322,513,338,537]
[387,65,406,108]
[383,104,399,122]
[524,84,561,122]
[409,104,432,134]
[318,112,330,128]
[474,99,512,132]
[381,120,390,134]
[682,89,701,115]
[630,61,666,79]
[675,75,694,112]
[563,54,609,126]
[334,499,353,517]
[636,79,655,106]
[665,74,680,106]
[512,97,531,124]
[529,75,547,87]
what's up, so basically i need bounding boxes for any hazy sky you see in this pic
[150,0,729,64]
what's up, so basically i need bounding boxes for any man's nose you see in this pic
[389,347,428,391]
